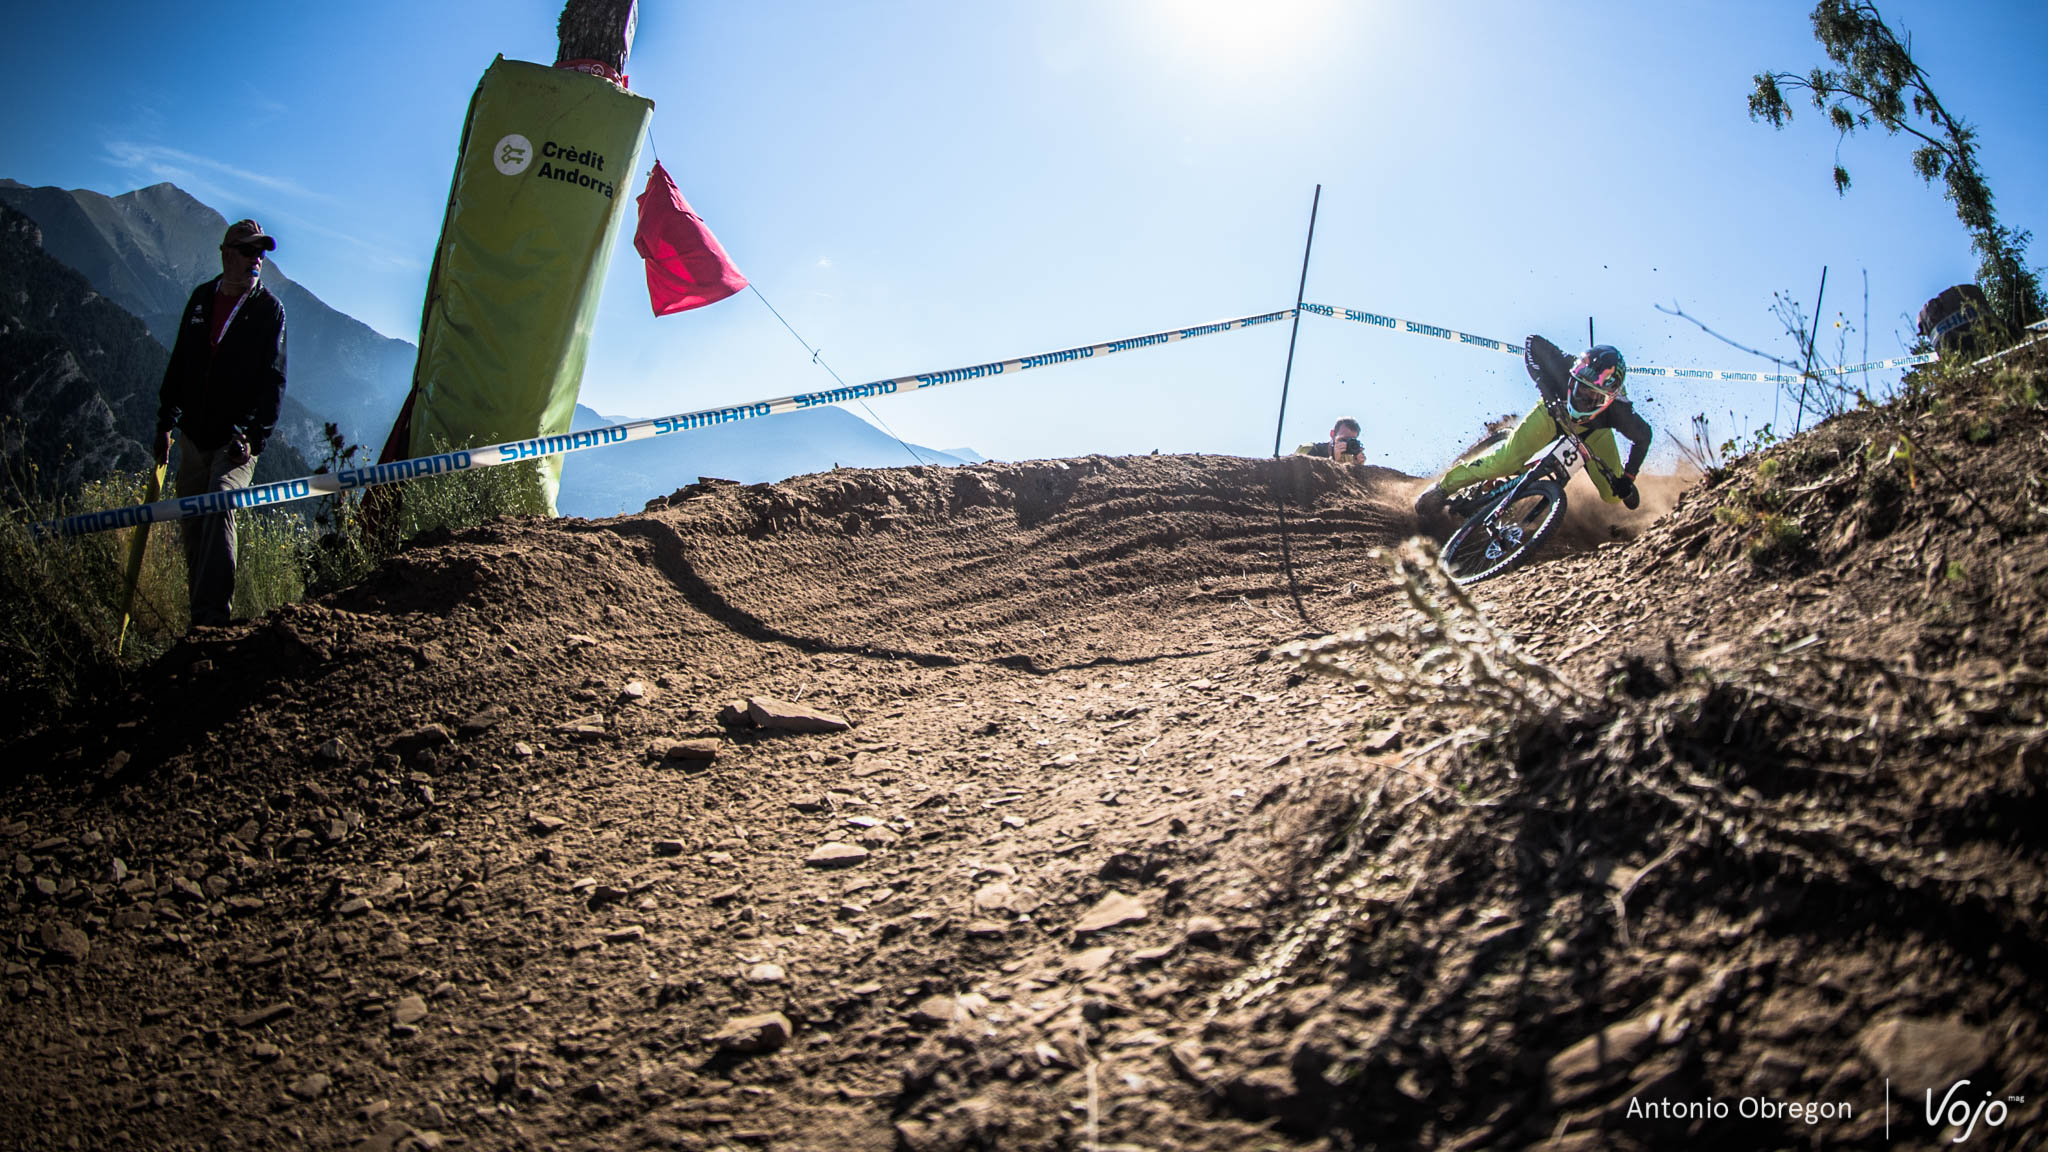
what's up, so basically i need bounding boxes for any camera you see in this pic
[1337,436,1362,457]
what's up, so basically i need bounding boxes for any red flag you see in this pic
[634,160,747,315]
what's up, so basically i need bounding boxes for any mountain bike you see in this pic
[1439,402,1634,584]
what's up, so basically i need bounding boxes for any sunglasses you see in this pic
[224,242,267,258]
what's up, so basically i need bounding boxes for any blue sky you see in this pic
[3,1,2044,474]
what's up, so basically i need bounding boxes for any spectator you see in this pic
[154,219,288,628]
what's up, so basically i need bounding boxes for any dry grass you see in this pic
[0,453,548,721]
[1232,535,2043,1017]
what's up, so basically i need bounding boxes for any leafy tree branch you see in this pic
[1750,0,2042,335]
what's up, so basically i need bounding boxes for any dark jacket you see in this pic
[1524,334,1652,475]
[156,276,288,456]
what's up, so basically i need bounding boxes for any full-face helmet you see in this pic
[1567,345,1627,421]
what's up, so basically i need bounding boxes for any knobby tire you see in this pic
[1442,477,1568,584]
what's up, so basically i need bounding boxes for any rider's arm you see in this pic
[1524,335,1575,406]
[1608,403,1653,477]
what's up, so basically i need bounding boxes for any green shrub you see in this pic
[303,451,547,595]
[1744,512,1806,563]
[1713,477,1809,568]
[2,445,548,715]
[231,508,312,622]
[1994,365,2043,409]
[1717,422,1780,462]
[0,472,171,713]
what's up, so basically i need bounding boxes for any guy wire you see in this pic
[749,285,929,467]
[640,130,927,469]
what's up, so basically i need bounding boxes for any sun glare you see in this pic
[1148,0,1343,83]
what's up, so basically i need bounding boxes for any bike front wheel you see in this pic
[1442,477,1568,583]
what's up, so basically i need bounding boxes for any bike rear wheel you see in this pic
[1442,477,1568,583]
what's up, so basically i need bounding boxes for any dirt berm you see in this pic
[2,348,2044,1151]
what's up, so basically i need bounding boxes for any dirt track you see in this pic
[1,353,2045,1151]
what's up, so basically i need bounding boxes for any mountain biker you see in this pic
[1414,336,1651,519]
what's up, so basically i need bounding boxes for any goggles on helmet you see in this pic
[1567,357,1620,421]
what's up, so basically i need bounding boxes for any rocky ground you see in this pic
[1,346,2044,1151]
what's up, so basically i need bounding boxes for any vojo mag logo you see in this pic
[493,134,535,175]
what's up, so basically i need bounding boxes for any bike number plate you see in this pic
[1548,437,1585,471]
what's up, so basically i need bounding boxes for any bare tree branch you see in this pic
[1653,301,1800,371]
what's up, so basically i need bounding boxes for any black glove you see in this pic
[1612,473,1640,509]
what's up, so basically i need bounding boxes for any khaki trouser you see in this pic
[175,443,258,627]
[1438,402,1627,503]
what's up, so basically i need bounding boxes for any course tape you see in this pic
[32,296,1949,540]
[1299,301,1526,360]
[33,308,1295,539]
[1300,301,1939,384]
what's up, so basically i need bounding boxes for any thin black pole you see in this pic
[1862,269,1870,396]
[1588,316,1595,348]
[1794,266,1827,433]
[1272,184,1322,457]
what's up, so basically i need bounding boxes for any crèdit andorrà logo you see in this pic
[493,134,534,175]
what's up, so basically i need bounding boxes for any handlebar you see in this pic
[1539,397,1639,510]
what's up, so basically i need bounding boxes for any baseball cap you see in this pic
[221,219,276,252]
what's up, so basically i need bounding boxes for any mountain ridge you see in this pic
[0,179,415,458]
[0,201,312,493]
[559,401,977,519]
[1,177,985,515]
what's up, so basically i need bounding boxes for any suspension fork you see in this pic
[1479,472,1538,529]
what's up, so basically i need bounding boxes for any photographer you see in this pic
[1295,418,1364,464]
